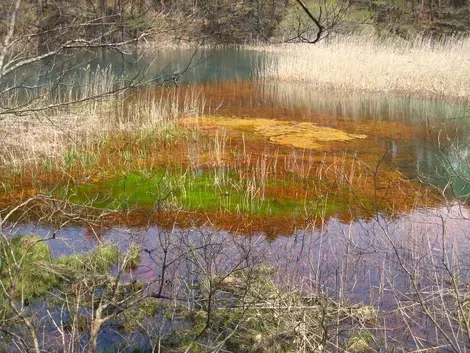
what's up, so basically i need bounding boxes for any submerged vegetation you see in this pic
[0,91,436,234]
[2,0,470,350]
[0,53,463,350]
[180,116,367,148]
[0,234,384,352]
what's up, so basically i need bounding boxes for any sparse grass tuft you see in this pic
[117,297,159,332]
[347,331,373,352]
[123,243,142,269]
[56,244,119,272]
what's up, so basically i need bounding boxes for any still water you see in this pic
[6,203,470,352]
[5,47,470,352]
[83,47,470,193]
[11,46,470,190]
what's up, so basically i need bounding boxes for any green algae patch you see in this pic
[180,116,366,149]
[62,169,347,220]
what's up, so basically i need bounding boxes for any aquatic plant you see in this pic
[180,116,367,149]
[347,331,373,352]
[117,297,159,332]
[0,235,59,301]
[257,35,470,101]
[1,36,466,353]
[56,244,119,272]
[123,243,142,270]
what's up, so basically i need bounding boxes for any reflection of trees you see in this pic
[0,0,158,119]
[4,195,470,351]
[267,82,469,124]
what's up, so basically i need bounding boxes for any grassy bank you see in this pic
[258,35,470,101]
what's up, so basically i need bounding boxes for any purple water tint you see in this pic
[5,203,470,351]
[6,203,470,309]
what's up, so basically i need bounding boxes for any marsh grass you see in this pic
[53,130,430,233]
[0,59,436,232]
[0,65,204,171]
[1,45,469,353]
[258,34,470,101]
[0,105,432,236]
[0,235,59,301]
[56,244,120,272]
[153,263,381,353]
[0,235,122,319]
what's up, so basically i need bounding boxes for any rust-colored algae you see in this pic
[0,81,443,237]
[0,141,438,237]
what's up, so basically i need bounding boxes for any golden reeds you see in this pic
[257,35,470,101]
[0,65,205,169]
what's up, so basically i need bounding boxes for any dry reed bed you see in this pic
[258,35,470,101]
[0,66,204,169]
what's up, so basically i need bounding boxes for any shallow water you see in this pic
[9,47,470,188]
[9,204,469,302]
[6,203,470,351]
[4,48,470,352]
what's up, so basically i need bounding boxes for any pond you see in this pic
[5,204,470,352]
[8,46,470,191]
[3,47,470,352]
[68,47,470,194]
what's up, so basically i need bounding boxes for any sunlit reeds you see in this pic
[257,34,470,101]
[0,65,205,170]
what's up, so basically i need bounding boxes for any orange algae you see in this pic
[0,82,443,236]
[0,113,437,238]
[180,116,366,150]
[0,116,437,237]
[0,141,437,237]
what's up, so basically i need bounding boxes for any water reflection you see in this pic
[193,79,470,194]
[3,48,266,89]
[8,204,470,307]
[5,47,470,352]
[265,81,470,124]
[6,203,470,351]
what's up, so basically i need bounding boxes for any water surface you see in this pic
[4,47,470,352]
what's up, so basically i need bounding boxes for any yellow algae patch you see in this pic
[180,116,366,150]
[180,116,270,130]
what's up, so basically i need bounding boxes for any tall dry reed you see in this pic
[0,65,204,169]
[258,35,470,101]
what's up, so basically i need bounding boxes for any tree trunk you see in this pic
[100,0,107,42]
